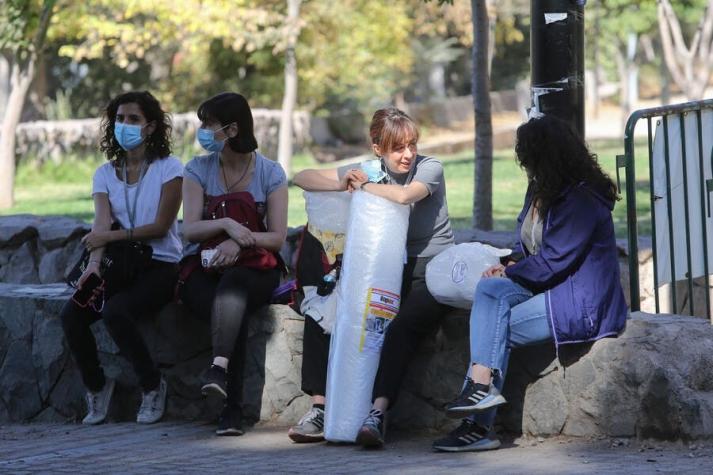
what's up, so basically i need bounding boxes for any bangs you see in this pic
[196,100,219,125]
[379,118,420,152]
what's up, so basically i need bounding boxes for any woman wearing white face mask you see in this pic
[59,91,183,425]
[179,92,288,436]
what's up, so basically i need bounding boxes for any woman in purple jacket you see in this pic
[433,115,628,452]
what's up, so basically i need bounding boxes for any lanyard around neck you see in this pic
[122,159,148,231]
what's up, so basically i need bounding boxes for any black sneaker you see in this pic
[216,405,244,436]
[432,419,501,452]
[201,365,228,399]
[356,409,386,448]
[445,377,506,418]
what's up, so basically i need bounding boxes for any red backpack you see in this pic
[178,192,282,293]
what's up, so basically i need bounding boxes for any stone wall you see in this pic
[0,216,303,287]
[0,216,89,285]
[13,110,310,165]
[2,282,713,440]
[0,284,310,425]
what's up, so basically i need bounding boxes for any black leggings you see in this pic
[301,256,447,407]
[180,265,280,408]
[60,259,178,393]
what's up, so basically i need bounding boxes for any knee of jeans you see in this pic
[474,277,510,300]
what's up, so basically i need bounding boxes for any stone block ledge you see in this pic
[1,283,713,440]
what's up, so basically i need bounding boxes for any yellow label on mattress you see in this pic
[359,288,400,353]
[307,223,346,265]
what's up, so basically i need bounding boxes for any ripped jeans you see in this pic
[467,277,553,428]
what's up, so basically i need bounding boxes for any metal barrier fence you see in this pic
[619,98,713,323]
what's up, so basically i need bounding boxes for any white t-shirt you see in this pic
[92,156,184,263]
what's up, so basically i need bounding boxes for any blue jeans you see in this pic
[467,277,553,428]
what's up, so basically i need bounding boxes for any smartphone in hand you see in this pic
[72,273,105,308]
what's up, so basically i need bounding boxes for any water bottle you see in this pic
[317,269,338,296]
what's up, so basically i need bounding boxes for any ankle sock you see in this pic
[313,403,325,410]
[212,356,229,369]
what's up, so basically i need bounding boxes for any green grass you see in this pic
[442,138,651,236]
[1,141,651,238]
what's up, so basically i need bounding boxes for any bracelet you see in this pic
[89,259,101,265]
[126,228,133,241]
[360,181,369,191]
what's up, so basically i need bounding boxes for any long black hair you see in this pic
[197,92,258,153]
[515,115,618,214]
[99,91,172,163]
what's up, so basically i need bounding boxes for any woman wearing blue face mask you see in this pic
[59,91,183,425]
[179,92,288,436]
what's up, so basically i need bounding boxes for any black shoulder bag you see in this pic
[67,160,153,297]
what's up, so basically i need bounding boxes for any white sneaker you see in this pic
[82,378,115,425]
[136,377,167,424]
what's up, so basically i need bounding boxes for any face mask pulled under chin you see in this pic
[361,159,387,183]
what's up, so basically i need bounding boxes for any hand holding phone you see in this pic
[72,272,105,308]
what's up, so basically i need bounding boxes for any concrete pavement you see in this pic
[1,422,711,474]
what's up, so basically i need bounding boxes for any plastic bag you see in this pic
[425,242,512,309]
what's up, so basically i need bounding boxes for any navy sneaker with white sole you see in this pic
[445,377,506,417]
[432,419,501,452]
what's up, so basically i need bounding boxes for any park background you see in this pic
[2,0,713,238]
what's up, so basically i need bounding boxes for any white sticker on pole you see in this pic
[545,13,567,24]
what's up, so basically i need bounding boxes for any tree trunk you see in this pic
[592,2,601,118]
[486,0,497,76]
[614,46,629,133]
[0,0,55,209]
[658,0,713,100]
[0,60,34,209]
[471,0,493,231]
[277,0,301,176]
[0,54,10,120]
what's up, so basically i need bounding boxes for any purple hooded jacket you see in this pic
[504,182,628,347]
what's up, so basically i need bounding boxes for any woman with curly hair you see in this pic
[60,91,183,425]
[433,114,627,452]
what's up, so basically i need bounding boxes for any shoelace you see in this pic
[364,409,384,427]
[87,393,98,412]
[298,407,322,425]
[139,390,160,413]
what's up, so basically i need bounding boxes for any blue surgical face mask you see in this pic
[361,159,388,183]
[114,122,146,151]
[197,123,231,153]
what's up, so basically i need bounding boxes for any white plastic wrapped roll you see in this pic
[304,190,352,233]
[324,190,410,442]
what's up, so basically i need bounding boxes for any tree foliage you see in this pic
[38,0,420,116]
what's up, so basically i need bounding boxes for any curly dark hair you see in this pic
[99,91,172,163]
[515,115,618,214]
